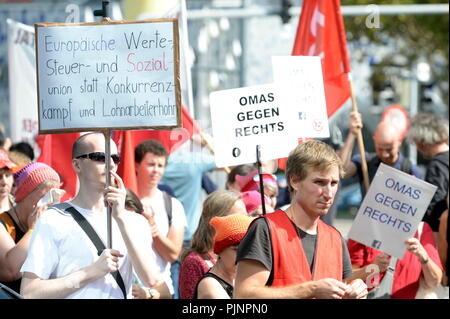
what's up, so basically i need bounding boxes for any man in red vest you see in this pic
[234,140,367,299]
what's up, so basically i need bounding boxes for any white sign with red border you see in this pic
[271,56,330,139]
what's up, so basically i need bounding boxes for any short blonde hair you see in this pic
[286,140,344,193]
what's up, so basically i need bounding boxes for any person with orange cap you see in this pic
[0,162,61,294]
[235,140,368,299]
[0,149,16,213]
[194,214,255,299]
[179,190,247,299]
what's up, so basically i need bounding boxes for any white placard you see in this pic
[35,20,181,133]
[348,163,437,259]
[7,19,39,151]
[271,56,330,138]
[209,84,298,168]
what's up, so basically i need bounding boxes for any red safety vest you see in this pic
[265,210,343,287]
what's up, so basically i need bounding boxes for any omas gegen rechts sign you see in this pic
[348,163,437,259]
[210,84,298,168]
[35,19,181,133]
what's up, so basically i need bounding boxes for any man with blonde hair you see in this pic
[235,140,367,299]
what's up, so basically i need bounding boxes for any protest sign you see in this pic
[7,19,39,149]
[271,56,330,139]
[35,19,181,133]
[348,163,437,259]
[209,84,298,168]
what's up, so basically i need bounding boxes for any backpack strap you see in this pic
[162,191,173,227]
[54,202,127,299]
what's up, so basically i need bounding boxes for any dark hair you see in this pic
[134,139,168,164]
[9,142,35,161]
[125,188,143,214]
[226,164,256,186]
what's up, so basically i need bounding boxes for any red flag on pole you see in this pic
[279,0,351,171]
[36,133,80,201]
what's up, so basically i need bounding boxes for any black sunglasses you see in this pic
[76,152,121,165]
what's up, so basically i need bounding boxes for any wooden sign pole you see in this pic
[256,145,267,215]
[95,2,113,249]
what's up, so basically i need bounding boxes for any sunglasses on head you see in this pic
[76,152,121,165]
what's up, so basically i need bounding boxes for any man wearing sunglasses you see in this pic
[20,132,162,299]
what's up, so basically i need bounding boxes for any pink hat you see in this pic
[0,149,16,170]
[13,162,60,203]
[235,170,277,192]
[241,190,270,215]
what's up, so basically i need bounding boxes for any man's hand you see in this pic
[132,284,147,299]
[343,279,368,299]
[141,202,161,238]
[27,204,48,229]
[373,253,390,273]
[349,111,363,135]
[104,171,127,219]
[313,278,349,299]
[89,249,124,279]
[405,238,428,263]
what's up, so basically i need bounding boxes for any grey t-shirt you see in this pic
[236,216,353,285]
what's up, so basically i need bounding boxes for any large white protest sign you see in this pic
[35,19,181,133]
[7,19,39,148]
[348,163,437,259]
[209,84,298,168]
[271,56,330,139]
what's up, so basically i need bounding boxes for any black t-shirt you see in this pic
[236,216,353,285]
[193,271,233,299]
[423,151,449,232]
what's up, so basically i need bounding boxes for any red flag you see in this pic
[115,105,199,191]
[278,0,351,171]
[36,132,80,201]
[292,0,351,118]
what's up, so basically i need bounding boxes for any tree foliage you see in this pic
[341,0,449,107]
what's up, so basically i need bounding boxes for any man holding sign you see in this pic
[339,112,423,197]
[234,140,367,299]
[20,133,162,298]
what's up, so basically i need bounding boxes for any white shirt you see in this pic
[143,189,187,294]
[21,203,155,299]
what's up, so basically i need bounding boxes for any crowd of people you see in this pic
[0,110,448,299]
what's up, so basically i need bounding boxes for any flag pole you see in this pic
[348,78,369,192]
[334,0,370,192]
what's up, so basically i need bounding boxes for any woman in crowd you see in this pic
[0,150,16,213]
[0,162,62,293]
[194,214,254,299]
[179,190,247,299]
[348,220,443,299]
